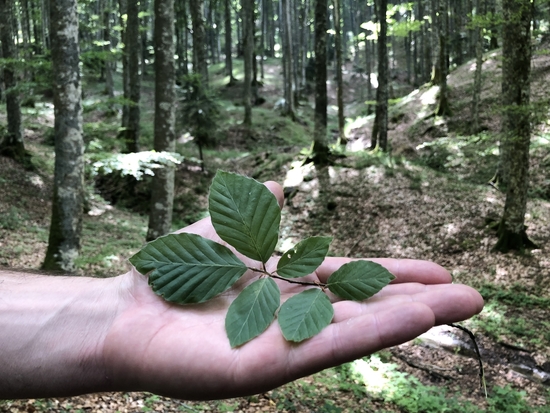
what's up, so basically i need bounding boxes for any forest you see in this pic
[0,0,549,410]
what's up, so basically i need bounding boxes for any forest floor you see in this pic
[1,49,550,412]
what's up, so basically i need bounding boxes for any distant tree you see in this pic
[494,0,535,252]
[43,0,84,272]
[242,0,254,127]
[0,0,26,164]
[281,0,296,118]
[312,0,329,164]
[189,0,209,86]
[125,0,141,152]
[435,0,451,116]
[224,0,236,84]
[371,0,388,151]
[102,0,115,99]
[332,0,346,146]
[147,0,177,241]
[470,0,483,134]
[175,0,189,78]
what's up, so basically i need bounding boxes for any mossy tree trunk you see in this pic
[43,0,84,272]
[146,0,176,241]
[494,0,534,253]
[0,0,25,164]
[312,0,329,165]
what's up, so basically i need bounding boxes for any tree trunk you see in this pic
[242,0,254,127]
[371,0,388,151]
[43,0,84,272]
[125,0,141,153]
[103,0,115,99]
[190,0,209,85]
[146,0,176,241]
[430,0,441,85]
[494,0,533,252]
[118,0,130,138]
[140,0,151,76]
[435,0,451,116]
[175,0,189,77]
[281,0,296,118]
[224,0,236,83]
[470,0,483,133]
[332,0,345,145]
[0,0,25,164]
[312,0,329,164]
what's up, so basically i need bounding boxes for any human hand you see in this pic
[103,181,484,400]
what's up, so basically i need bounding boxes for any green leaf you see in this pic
[278,289,334,342]
[327,261,395,301]
[129,232,247,304]
[208,171,281,263]
[225,278,280,347]
[277,236,332,279]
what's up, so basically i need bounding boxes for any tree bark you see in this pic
[190,0,209,86]
[125,0,141,152]
[494,0,534,252]
[435,0,451,116]
[43,0,84,272]
[371,0,388,151]
[146,0,176,241]
[224,0,236,83]
[281,0,296,118]
[332,0,346,145]
[470,0,483,133]
[312,0,329,164]
[242,0,254,127]
[0,0,25,163]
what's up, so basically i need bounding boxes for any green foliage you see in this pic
[0,206,27,230]
[225,278,280,347]
[327,261,395,301]
[89,151,183,181]
[479,283,550,309]
[179,74,221,148]
[278,289,334,342]
[130,171,395,347]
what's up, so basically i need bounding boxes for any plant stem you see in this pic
[247,267,327,288]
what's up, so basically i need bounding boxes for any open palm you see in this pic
[103,182,483,400]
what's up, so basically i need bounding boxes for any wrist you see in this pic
[0,270,125,398]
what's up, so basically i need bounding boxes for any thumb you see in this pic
[263,181,285,209]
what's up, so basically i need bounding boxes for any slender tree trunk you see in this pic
[436,0,451,116]
[494,0,533,252]
[0,0,25,163]
[372,0,388,151]
[146,0,176,241]
[242,0,254,127]
[190,0,209,85]
[140,0,150,76]
[125,0,141,152]
[43,0,84,272]
[175,0,189,77]
[118,0,130,137]
[224,0,236,83]
[312,0,329,164]
[103,0,115,98]
[281,0,296,117]
[430,0,441,85]
[332,0,345,145]
[470,0,483,133]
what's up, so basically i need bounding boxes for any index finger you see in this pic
[315,257,452,285]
